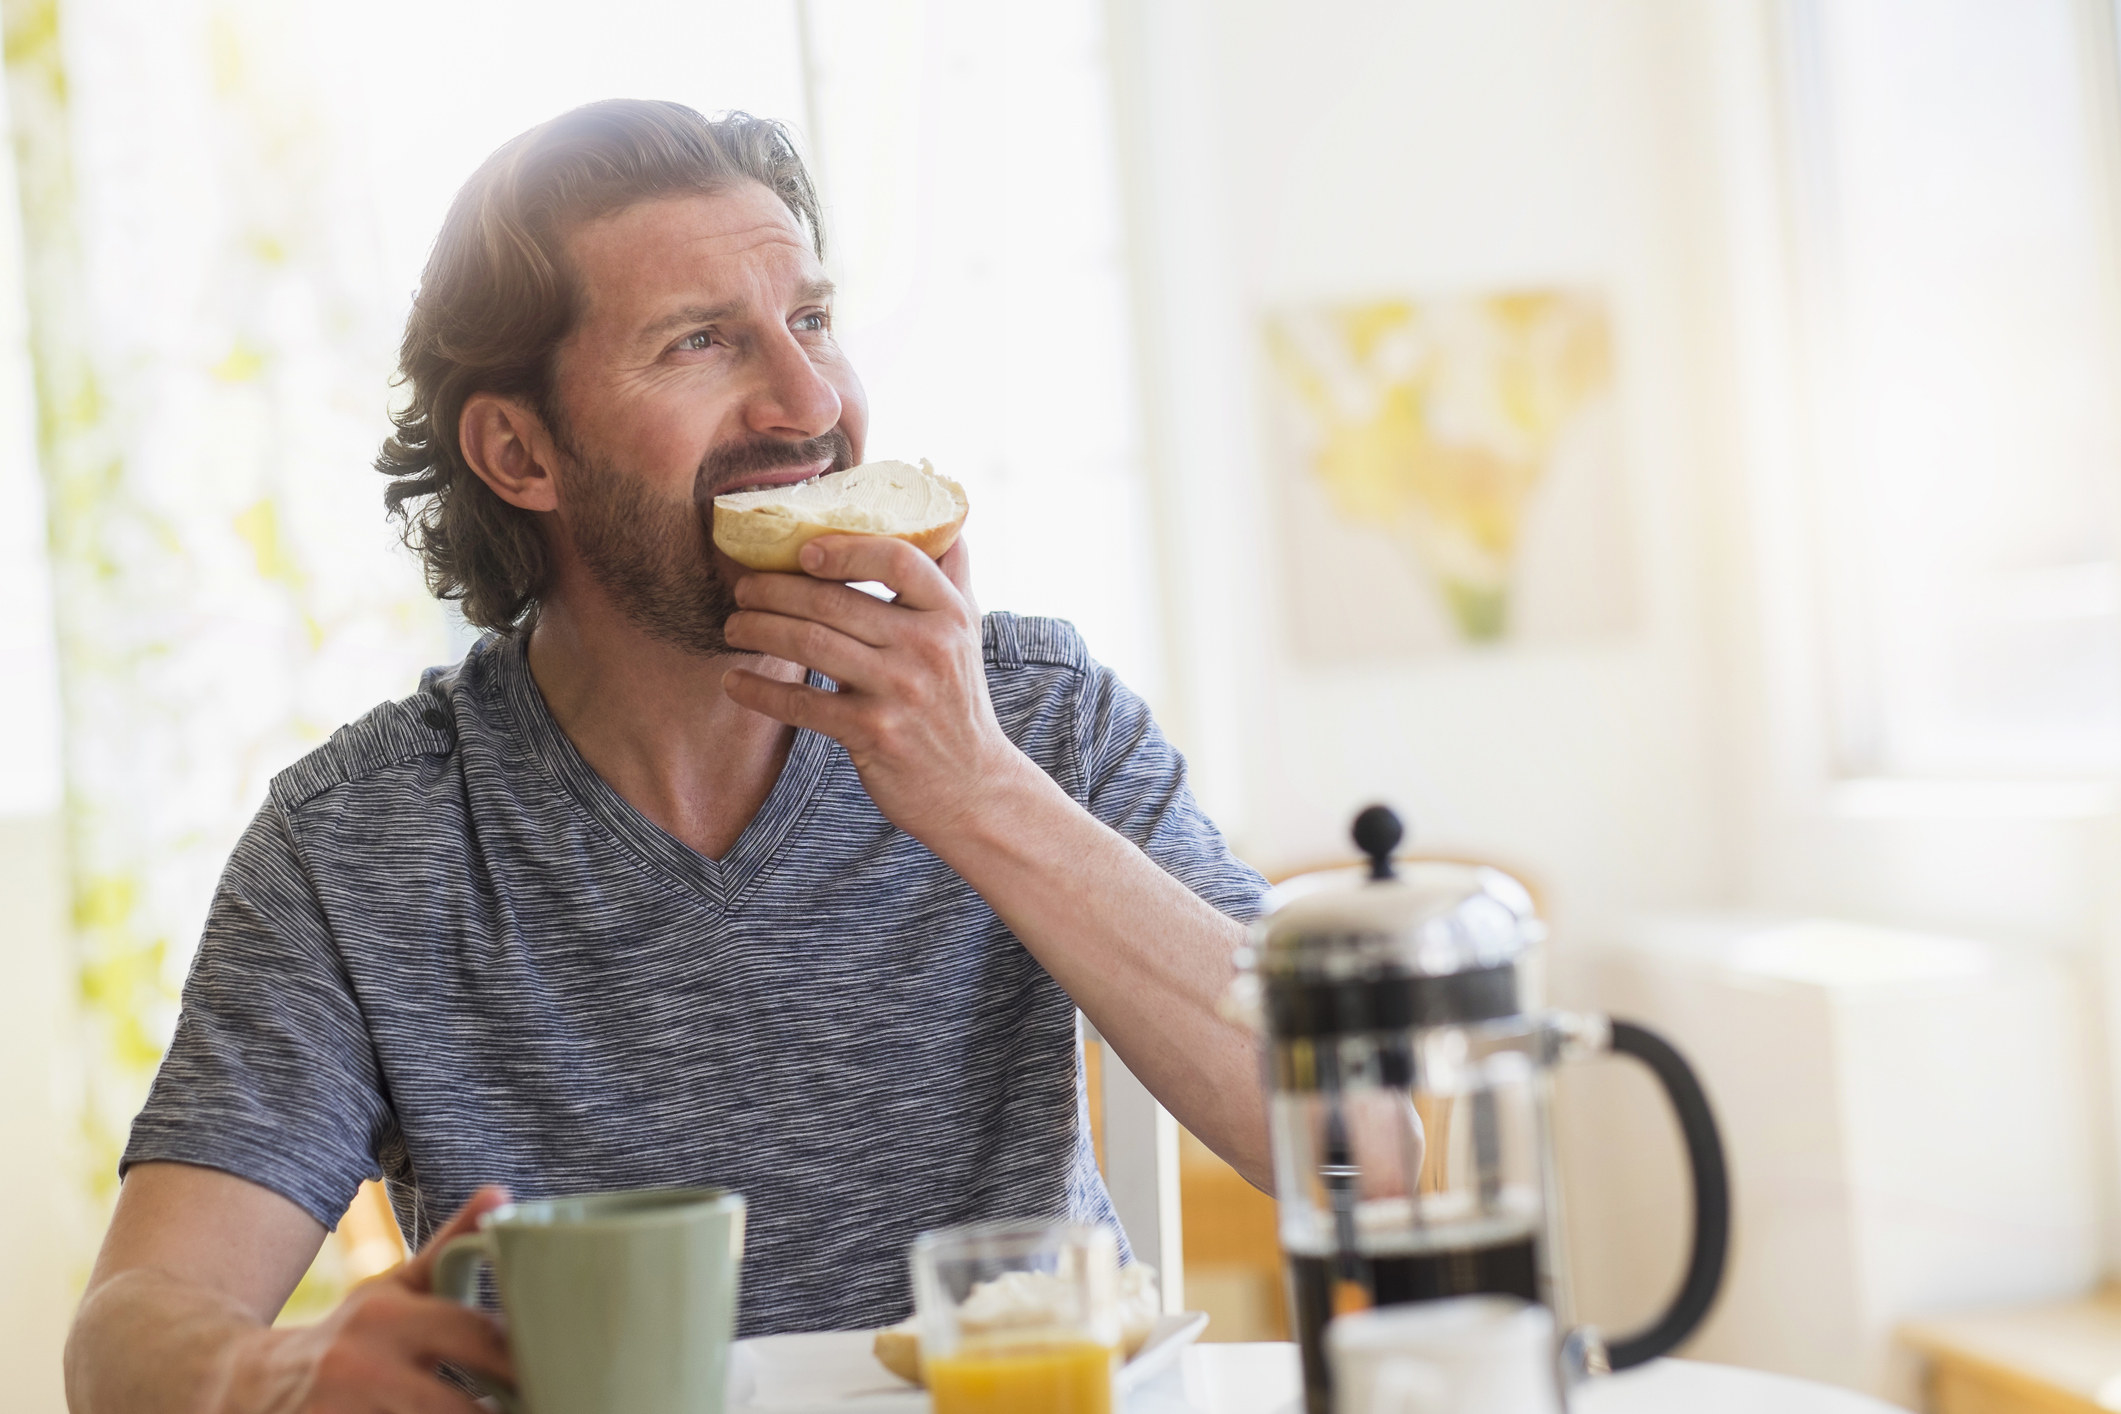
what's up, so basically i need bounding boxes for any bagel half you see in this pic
[712,459,968,572]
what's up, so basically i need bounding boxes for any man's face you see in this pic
[541,182,867,654]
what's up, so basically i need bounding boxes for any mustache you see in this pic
[696,428,855,500]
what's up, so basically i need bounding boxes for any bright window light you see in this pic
[802,0,1162,699]
[1786,0,2121,778]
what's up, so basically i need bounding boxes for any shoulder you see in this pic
[980,611,1163,794]
[266,648,479,815]
[980,613,1098,789]
[980,612,1108,732]
[981,610,1095,677]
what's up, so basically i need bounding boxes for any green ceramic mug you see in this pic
[435,1187,747,1414]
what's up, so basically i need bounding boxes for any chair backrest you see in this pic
[1082,1014,1185,1311]
[336,1179,408,1276]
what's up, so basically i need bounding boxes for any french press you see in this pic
[1234,807,1730,1414]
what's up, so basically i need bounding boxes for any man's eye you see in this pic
[678,331,716,352]
[794,311,830,333]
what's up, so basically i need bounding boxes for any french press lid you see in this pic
[1250,806,1544,1040]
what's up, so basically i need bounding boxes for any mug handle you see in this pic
[1598,1019,1732,1369]
[434,1231,521,1414]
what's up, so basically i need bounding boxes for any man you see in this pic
[65,100,1268,1412]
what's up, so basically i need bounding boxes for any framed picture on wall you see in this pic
[1263,290,1636,659]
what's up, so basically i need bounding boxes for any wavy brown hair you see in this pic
[377,100,824,632]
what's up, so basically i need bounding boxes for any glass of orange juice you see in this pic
[911,1222,1122,1414]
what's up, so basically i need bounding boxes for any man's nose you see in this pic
[746,329,842,440]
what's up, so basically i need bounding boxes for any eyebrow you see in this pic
[640,278,837,344]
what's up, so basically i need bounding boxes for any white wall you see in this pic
[1110,0,1740,936]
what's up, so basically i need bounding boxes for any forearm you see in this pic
[76,1165,508,1414]
[68,1268,291,1414]
[923,752,1272,1190]
[719,538,1273,1183]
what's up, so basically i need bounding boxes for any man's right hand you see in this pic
[67,1164,517,1414]
[232,1185,517,1413]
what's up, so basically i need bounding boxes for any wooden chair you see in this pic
[335,1180,406,1279]
[1083,1015,1186,1312]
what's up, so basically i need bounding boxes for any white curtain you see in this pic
[8,0,452,1197]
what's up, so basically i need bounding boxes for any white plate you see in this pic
[729,1312,1213,1412]
[1117,1311,1212,1394]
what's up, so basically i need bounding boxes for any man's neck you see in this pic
[525,588,801,862]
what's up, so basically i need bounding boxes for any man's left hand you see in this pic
[721,535,1026,842]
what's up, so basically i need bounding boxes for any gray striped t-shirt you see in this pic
[123,612,1266,1336]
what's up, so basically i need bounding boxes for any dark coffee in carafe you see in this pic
[1285,1224,1542,1414]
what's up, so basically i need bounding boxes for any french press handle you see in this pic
[1586,1018,1732,1368]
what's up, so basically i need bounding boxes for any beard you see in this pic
[557,420,854,656]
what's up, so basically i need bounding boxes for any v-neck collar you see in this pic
[489,633,835,913]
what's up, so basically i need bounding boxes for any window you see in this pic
[801,0,1162,697]
[1784,0,2121,779]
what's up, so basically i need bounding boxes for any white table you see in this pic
[1129,1343,1911,1413]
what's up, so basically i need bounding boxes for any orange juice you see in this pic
[924,1339,1117,1414]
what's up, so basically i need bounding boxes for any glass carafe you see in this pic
[1236,808,1730,1414]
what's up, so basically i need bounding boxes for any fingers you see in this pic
[313,1343,483,1414]
[398,1297,514,1386]
[400,1185,510,1289]
[723,668,859,737]
[732,571,902,648]
[723,609,885,687]
[798,535,966,615]
[365,1365,496,1414]
[318,1284,514,1412]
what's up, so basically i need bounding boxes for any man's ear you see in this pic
[459,392,561,513]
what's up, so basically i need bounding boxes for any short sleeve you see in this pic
[121,801,392,1229]
[1072,663,1270,922]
